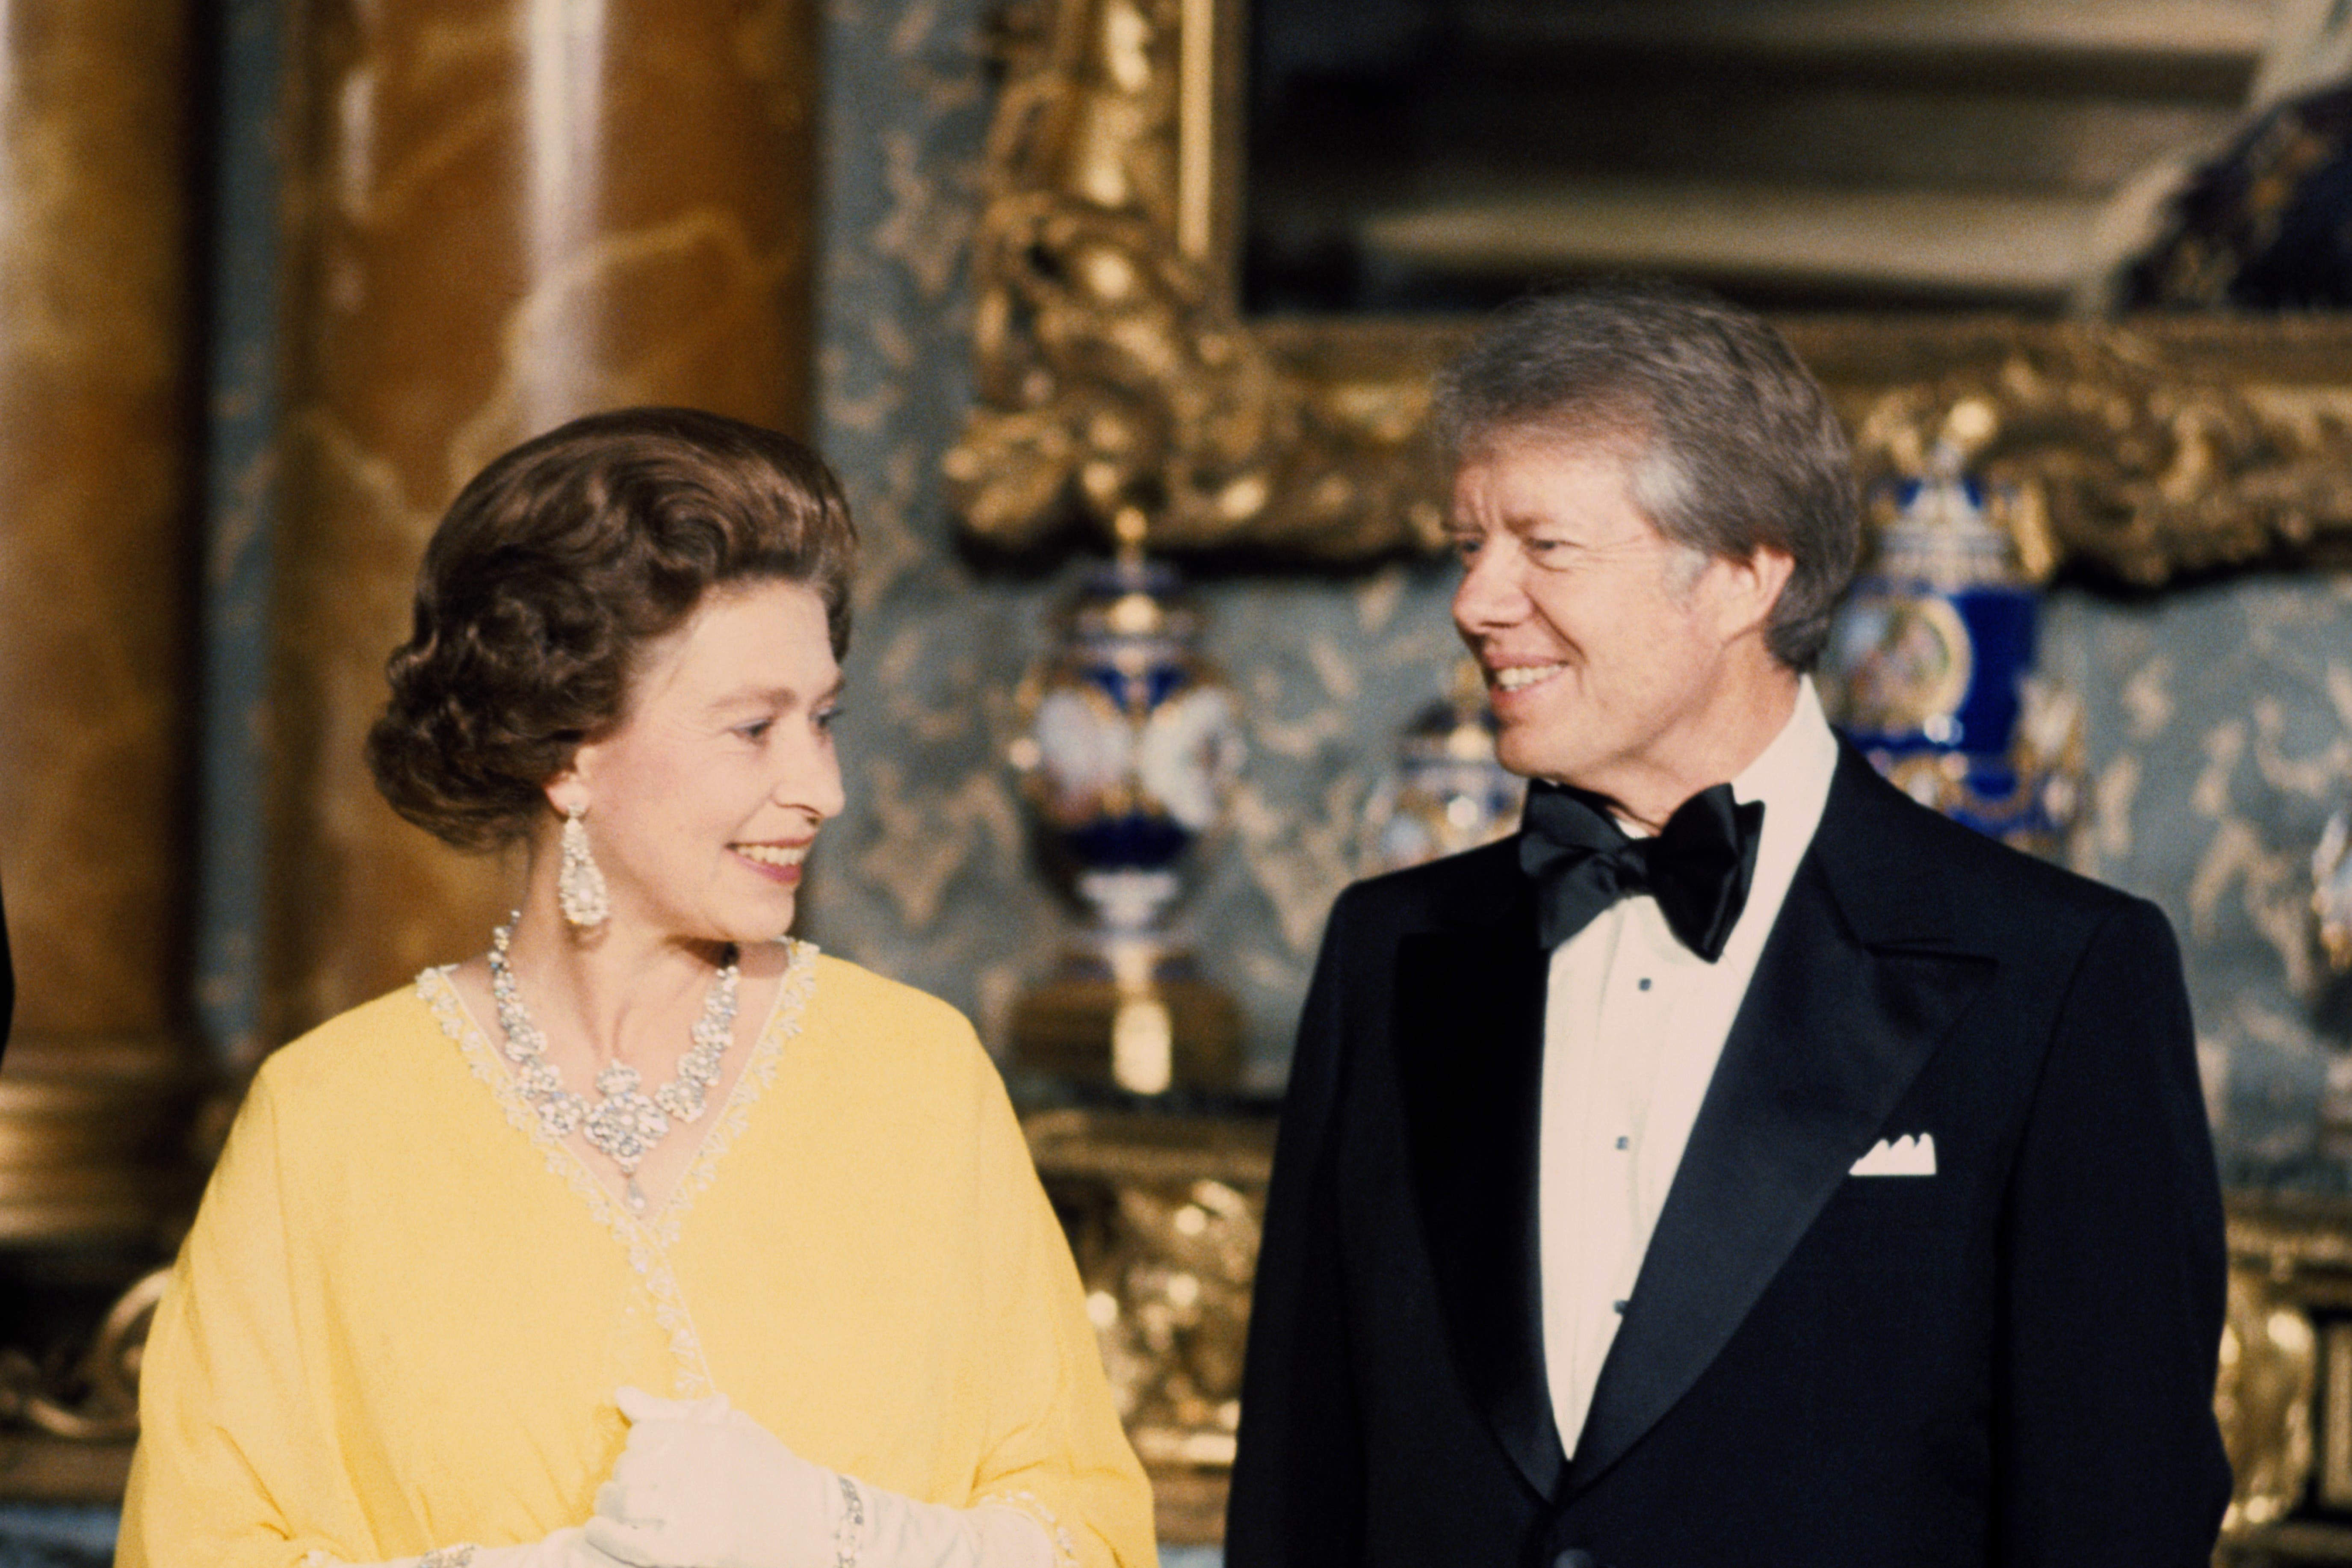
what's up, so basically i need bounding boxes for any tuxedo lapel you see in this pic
[1396,900,1567,1501]
[1566,752,1996,1491]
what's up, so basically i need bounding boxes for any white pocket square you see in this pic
[1850,1132,1936,1177]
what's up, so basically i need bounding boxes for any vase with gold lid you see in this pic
[1006,512,1246,1095]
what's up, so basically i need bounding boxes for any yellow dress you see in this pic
[117,945,1157,1568]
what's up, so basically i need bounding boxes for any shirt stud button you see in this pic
[1615,1135,1630,1150]
[1638,977,1652,991]
[1613,1299,1629,1314]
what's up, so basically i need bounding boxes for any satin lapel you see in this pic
[1397,915,1566,1501]
[1566,766,1994,1491]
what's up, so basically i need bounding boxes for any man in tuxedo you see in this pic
[1226,283,2230,1568]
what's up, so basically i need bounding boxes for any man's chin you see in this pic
[1495,737,1573,787]
[1492,708,1567,771]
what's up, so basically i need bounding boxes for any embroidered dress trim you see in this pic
[419,1548,478,1568]
[975,1488,1081,1568]
[417,941,819,1397]
[647,947,815,1251]
[834,1474,867,1568]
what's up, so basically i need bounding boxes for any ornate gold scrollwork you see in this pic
[950,0,1446,557]
[1841,326,2352,588]
[1022,1107,1272,1541]
[2214,1196,2352,1558]
[1088,1175,1259,1465]
[0,1266,168,1444]
[2218,1263,2319,1534]
[955,2,2352,577]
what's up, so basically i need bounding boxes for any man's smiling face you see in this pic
[1449,430,1765,822]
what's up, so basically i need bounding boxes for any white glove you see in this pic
[584,1387,1055,1568]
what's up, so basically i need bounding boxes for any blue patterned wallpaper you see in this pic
[2044,582,2352,1178]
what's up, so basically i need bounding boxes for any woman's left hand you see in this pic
[585,1386,842,1568]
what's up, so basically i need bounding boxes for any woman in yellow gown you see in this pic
[116,410,1157,1568]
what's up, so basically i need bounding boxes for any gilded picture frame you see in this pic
[950,0,2352,585]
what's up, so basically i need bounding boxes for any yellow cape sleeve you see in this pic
[965,1075,1160,1568]
[118,1065,371,1568]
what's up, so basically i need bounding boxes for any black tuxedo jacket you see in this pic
[1227,745,2230,1568]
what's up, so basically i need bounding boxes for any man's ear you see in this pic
[1712,546,1795,641]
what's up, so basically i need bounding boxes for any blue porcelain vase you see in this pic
[1826,452,2079,854]
[1363,659,1525,874]
[1008,549,1246,1093]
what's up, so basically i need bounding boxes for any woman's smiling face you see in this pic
[553,578,845,946]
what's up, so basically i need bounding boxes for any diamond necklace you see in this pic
[486,915,741,1215]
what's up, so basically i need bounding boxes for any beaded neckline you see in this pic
[484,916,740,1213]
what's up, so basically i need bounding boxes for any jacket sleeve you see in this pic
[1994,895,2231,1565]
[1225,888,1368,1568]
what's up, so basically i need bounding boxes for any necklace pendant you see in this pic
[483,923,742,1215]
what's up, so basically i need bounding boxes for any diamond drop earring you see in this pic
[557,804,610,930]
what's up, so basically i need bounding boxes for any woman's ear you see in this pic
[545,764,590,820]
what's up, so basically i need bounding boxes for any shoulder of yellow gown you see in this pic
[798,950,993,1069]
[251,980,453,1105]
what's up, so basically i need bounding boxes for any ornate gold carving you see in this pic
[949,0,1448,557]
[2220,1194,2352,1555]
[954,0,2352,578]
[0,1267,167,1444]
[1840,324,2352,588]
[1022,1107,1272,1544]
[2219,1267,2318,1533]
[2323,1324,2352,1511]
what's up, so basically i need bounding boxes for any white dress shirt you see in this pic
[1537,677,1839,1455]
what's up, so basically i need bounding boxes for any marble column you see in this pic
[270,0,818,1038]
[0,0,201,1240]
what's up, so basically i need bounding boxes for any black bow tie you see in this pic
[1518,780,1765,961]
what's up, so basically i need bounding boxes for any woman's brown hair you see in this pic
[366,407,857,851]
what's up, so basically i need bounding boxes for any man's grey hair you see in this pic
[1433,280,1860,671]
